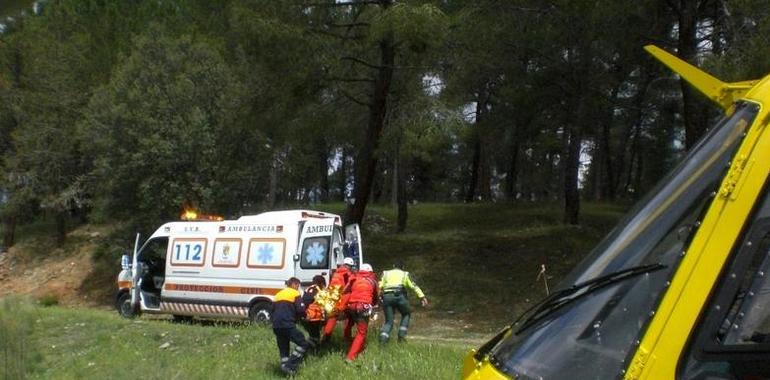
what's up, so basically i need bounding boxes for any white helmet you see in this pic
[360,263,373,272]
[342,257,355,266]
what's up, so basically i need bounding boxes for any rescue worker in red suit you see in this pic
[321,257,355,343]
[343,263,379,362]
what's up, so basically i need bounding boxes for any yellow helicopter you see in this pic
[463,45,770,380]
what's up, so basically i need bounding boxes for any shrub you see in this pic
[37,294,59,307]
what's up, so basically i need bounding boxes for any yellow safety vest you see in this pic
[379,269,425,299]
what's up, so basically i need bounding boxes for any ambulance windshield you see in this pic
[487,102,759,379]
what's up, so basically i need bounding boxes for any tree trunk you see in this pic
[318,141,329,203]
[613,70,653,197]
[346,25,395,225]
[599,118,615,200]
[564,124,581,225]
[627,123,644,196]
[633,144,644,199]
[477,99,492,201]
[465,97,489,202]
[505,134,520,200]
[675,0,707,148]
[391,147,398,207]
[371,167,384,204]
[339,146,348,202]
[266,148,280,209]
[396,152,407,233]
[55,211,66,245]
[478,139,492,201]
[2,215,16,249]
[465,134,481,203]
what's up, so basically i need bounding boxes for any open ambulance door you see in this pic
[129,233,141,313]
[344,224,364,268]
[131,232,170,311]
[295,219,336,284]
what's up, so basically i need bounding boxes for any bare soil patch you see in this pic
[0,225,115,308]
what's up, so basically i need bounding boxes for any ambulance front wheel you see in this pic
[248,301,271,324]
[116,290,137,319]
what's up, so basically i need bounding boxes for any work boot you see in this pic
[397,336,406,343]
[279,358,296,377]
[379,332,389,344]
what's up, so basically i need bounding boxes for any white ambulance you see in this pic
[115,210,364,323]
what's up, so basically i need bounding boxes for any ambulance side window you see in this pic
[300,236,329,270]
[332,227,344,266]
[141,238,169,266]
[682,189,770,379]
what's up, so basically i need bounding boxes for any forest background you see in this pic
[2,0,770,248]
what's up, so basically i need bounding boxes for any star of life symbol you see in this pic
[257,244,274,264]
[305,242,326,266]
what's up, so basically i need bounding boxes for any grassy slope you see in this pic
[317,202,625,336]
[1,202,626,379]
[2,299,463,380]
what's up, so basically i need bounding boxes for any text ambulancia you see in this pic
[115,210,364,323]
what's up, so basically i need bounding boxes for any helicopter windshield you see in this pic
[487,102,760,379]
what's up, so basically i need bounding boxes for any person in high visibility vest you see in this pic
[378,261,428,343]
[272,277,310,376]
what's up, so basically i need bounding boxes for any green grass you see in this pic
[1,298,464,380]
[1,297,43,380]
[318,202,625,335]
[2,202,627,378]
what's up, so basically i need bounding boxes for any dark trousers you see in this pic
[380,292,411,342]
[302,320,323,344]
[273,326,310,361]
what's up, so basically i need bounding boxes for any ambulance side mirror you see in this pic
[293,254,300,262]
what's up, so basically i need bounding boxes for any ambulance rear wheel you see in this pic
[116,291,136,319]
[248,301,271,324]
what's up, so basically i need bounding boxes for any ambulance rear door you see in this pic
[295,219,335,283]
[344,224,364,267]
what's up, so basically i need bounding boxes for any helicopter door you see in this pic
[682,188,770,379]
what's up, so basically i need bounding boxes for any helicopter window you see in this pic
[721,234,770,346]
[682,183,770,379]
[483,101,758,380]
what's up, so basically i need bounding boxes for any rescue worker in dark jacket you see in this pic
[301,275,326,346]
[272,277,310,376]
[378,261,428,343]
[321,257,355,343]
[343,263,379,362]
